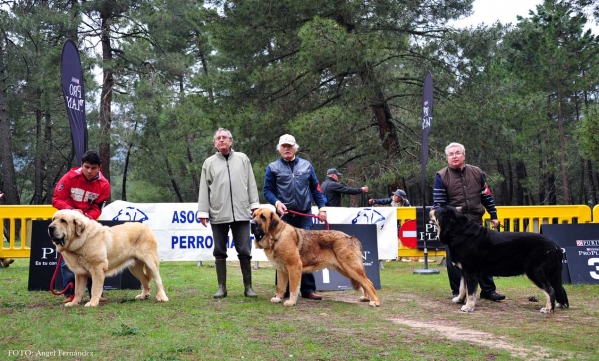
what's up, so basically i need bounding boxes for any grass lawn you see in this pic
[1,257,597,360]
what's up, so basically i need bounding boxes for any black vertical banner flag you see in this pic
[60,39,87,165]
[414,70,439,274]
[421,70,433,182]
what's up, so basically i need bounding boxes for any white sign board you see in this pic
[100,201,397,261]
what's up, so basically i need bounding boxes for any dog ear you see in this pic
[269,211,279,233]
[74,217,85,236]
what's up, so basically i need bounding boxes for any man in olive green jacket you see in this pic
[197,128,260,299]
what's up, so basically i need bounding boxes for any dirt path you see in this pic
[389,318,570,361]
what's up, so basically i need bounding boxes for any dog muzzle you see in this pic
[250,220,264,241]
[48,227,65,246]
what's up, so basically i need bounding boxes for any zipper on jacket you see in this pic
[226,157,235,221]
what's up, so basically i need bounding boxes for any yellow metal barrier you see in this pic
[0,204,594,259]
[593,205,599,225]
[1,205,57,258]
[396,205,592,259]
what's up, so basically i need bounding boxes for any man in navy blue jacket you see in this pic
[263,134,327,300]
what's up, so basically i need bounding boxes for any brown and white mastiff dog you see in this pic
[48,209,169,307]
[250,208,380,307]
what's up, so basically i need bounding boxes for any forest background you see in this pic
[2,0,599,208]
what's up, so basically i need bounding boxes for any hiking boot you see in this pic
[480,291,505,302]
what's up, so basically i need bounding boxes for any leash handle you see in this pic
[287,209,329,230]
[50,253,73,296]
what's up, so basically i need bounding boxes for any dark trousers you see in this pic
[281,211,316,296]
[60,258,93,297]
[211,221,252,261]
[445,248,496,295]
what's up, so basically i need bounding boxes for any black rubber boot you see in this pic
[213,260,227,299]
[240,259,257,297]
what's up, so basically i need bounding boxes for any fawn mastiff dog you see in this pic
[250,208,380,307]
[430,205,568,313]
[48,209,169,307]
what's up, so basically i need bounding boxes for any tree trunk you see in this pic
[557,84,569,204]
[358,65,400,159]
[0,42,20,205]
[496,159,509,205]
[149,111,183,202]
[515,160,527,205]
[43,111,53,204]
[587,160,597,206]
[33,101,43,204]
[99,9,113,191]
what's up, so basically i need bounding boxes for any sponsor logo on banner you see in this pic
[576,240,599,247]
[351,208,386,228]
[112,206,149,222]
[578,247,599,256]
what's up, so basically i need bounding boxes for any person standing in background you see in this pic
[320,168,368,207]
[369,189,411,207]
[197,128,260,299]
[263,134,327,301]
[52,150,111,303]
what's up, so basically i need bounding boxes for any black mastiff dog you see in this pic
[430,206,569,313]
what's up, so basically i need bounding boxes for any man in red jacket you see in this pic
[52,150,111,303]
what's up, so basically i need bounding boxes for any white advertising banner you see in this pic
[99,201,397,261]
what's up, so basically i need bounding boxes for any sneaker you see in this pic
[480,291,505,302]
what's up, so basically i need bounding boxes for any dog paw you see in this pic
[63,302,77,307]
[452,296,465,304]
[156,295,169,302]
[539,308,553,314]
[283,300,297,306]
[135,293,150,300]
[460,305,475,312]
[369,301,380,307]
[270,296,283,304]
[84,301,99,307]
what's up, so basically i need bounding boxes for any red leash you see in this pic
[50,253,73,295]
[287,209,330,230]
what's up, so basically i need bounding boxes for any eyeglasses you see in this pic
[447,152,463,157]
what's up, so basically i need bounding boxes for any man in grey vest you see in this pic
[432,142,506,302]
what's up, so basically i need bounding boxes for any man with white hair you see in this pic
[432,142,505,302]
[263,134,327,300]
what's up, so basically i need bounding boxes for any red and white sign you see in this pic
[399,219,418,248]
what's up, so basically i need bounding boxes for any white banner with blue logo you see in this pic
[99,201,397,261]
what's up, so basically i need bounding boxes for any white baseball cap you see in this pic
[278,134,296,146]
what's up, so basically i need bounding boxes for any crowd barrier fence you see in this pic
[1,204,595,259]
